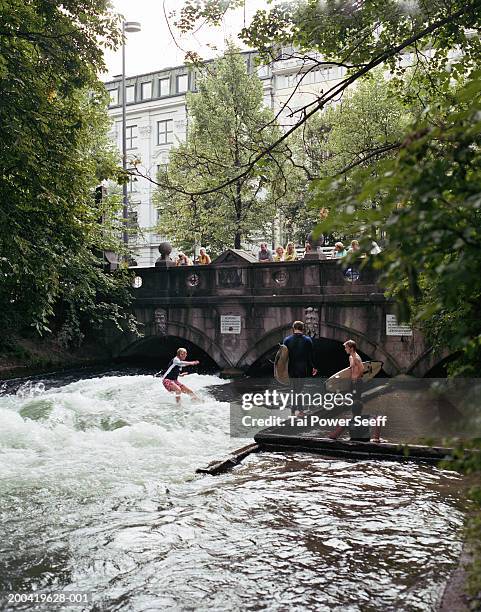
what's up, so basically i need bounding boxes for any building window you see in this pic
[159,77,170,97]
[157,163,168,176]
[109,89,119,105]
[127,209,140,243]
[126,125,138,149]
[128,210,139,229]
[125,85,135,103]
[257,65,270,78]
[157,119,173,145]
[127,169,138,193]
[140,81,152,100]
[176,74,188,93]
[276,73,298,89]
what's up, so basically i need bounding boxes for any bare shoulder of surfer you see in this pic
[343,339,363,380]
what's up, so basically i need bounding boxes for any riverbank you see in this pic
[439,544,471,611]
[0,335,112,380]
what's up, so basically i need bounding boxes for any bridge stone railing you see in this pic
[130,254,383,302]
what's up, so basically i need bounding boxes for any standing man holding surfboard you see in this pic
[283,321,317,416]
[343,339,364,408]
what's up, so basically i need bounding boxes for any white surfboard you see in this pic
[325,361,383,392]
[274,344,290,385]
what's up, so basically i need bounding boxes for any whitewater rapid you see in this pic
[0,369,466,611]
[0,373,234,495]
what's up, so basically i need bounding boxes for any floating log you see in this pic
[254,432,454,464]
[196,443,259,475]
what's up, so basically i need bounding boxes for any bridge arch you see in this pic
[237,322,401,376]
[407,348,457,377]
[118,321,232,370]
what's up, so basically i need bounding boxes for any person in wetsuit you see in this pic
[283,320,317,416]
[157,347,200,404]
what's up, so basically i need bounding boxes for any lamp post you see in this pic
[121,21,141,248]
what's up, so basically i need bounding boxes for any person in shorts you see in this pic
[160,348,200,404]
[328,401,381,442]
[344,339,364,408]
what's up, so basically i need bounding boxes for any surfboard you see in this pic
[325,361,383,392]
[274,344,290,385]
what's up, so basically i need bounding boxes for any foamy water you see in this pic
[0,370,466,611]
[0,374,233,493]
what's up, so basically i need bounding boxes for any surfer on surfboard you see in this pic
[283,321,317,416]
[156,348,201,404]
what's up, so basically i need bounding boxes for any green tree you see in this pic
[280,72,410,243]
[315,72,481,375]
[175,0,481,78]
[154,44,286,252]
[0,1,135,345]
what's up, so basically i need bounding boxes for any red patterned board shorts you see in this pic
[163,378,189,394]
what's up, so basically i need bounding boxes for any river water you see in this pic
[0,369,465,611]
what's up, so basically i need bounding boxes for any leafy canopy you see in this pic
[0,0,135,344]
[316,72,481,375]
[155,44,286,252]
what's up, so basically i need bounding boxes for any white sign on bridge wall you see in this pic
[221,315,241,334]
[386,314,413,336]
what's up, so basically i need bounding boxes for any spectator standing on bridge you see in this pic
[258,243,273,262]
[158,348,200,404]
[334,242,347,258]
[274,246,285,262]
[283,321,317,416]
[176,252,192,266]
[370,241,382,255]
[284,242,297,261]
[198,247,211,265]
[349,240,361,253]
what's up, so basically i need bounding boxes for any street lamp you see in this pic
[121,21,141,248]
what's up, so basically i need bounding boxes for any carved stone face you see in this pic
[153,308,167,334]
[304,307,319,336]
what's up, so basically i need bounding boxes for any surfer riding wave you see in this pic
[156,348,201,404]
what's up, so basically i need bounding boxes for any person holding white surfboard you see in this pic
[344,339,364,406]
[328,339,381,442]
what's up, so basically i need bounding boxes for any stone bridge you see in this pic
[106,249,445,377]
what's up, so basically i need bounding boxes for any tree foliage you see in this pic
[176,0,481,76]
[280,71,409,242]
[173,0,481,370]
[316,72,481,376]
[154,44,286,252]
[0,0,135,345]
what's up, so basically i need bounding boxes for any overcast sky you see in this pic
[102,0,270,80]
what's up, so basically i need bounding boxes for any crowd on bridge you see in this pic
[171,240,381,266]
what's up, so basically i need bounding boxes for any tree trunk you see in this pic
[234,179,242,249]
[234,231,241,249]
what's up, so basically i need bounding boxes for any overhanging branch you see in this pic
[132,1,479,197]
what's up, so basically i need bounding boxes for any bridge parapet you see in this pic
[131,255,383,301]
[108,251,435,377]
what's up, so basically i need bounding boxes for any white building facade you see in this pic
[104,51,346,266]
